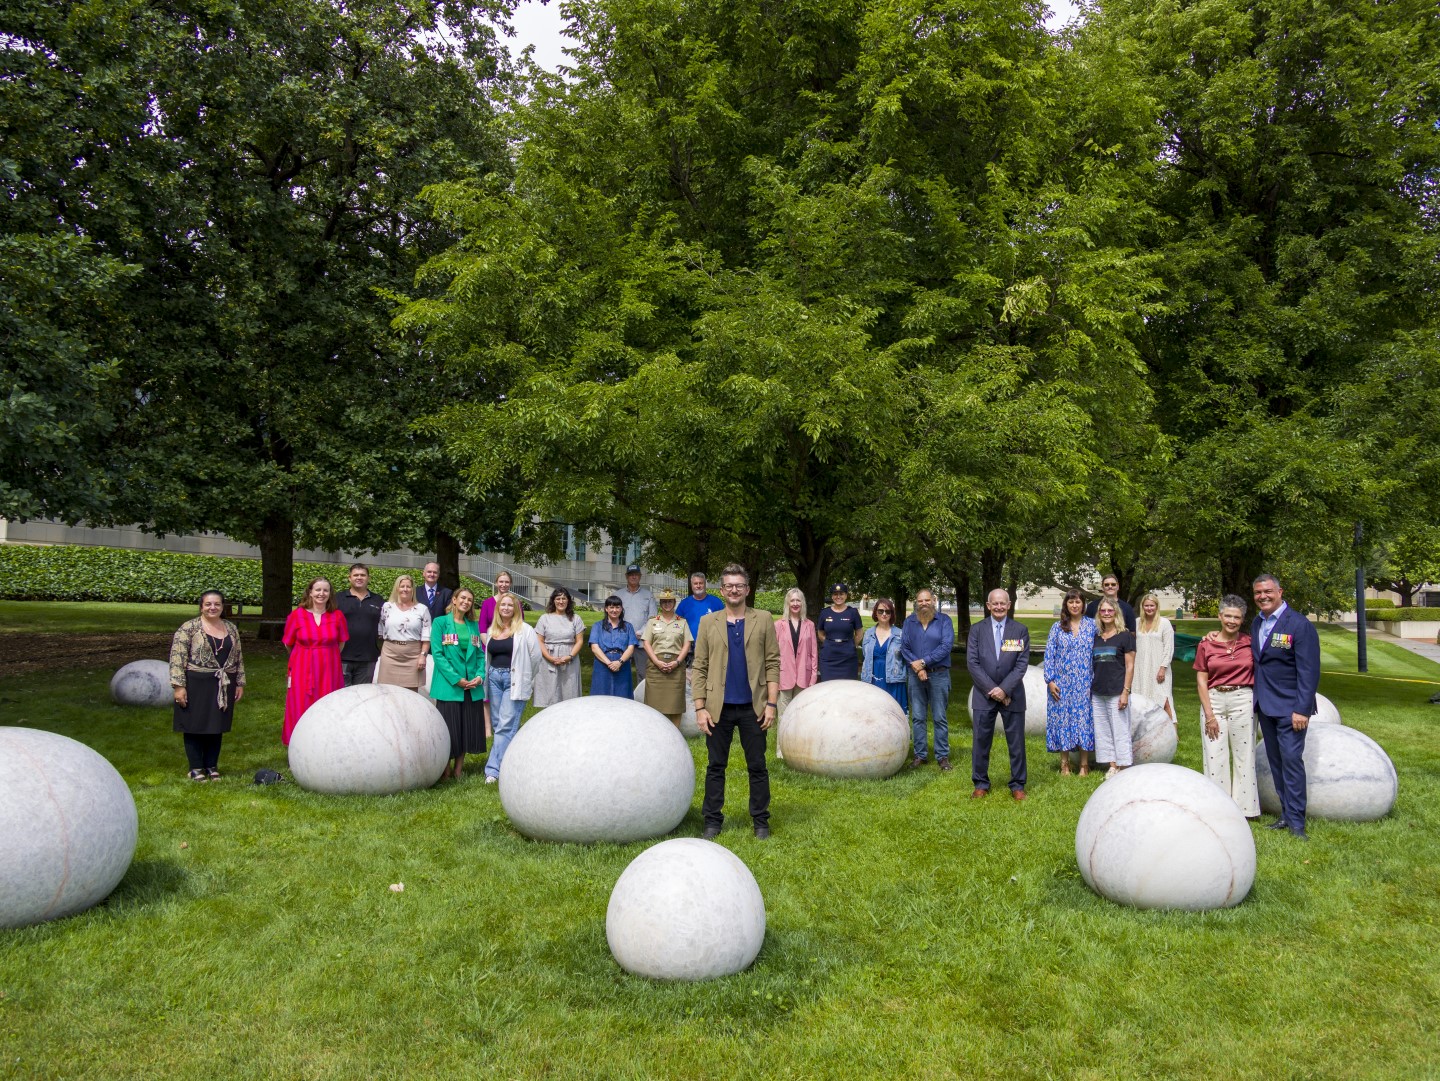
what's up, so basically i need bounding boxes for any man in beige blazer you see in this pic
[692,563,781,839]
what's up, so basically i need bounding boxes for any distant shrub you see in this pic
[752,589,784,614]
[1365,598,1396,610]
[1367,607,1440,623]
[0,544,492,607]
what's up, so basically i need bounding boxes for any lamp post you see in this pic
[1355,521,1368,674]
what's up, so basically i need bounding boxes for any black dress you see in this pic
[173,635,237,736]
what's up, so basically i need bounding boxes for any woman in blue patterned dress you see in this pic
[589,595,638,698]
[1043,588,1096,776]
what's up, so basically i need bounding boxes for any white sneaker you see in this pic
[485,776,497,785]
[1105,765,1118,779]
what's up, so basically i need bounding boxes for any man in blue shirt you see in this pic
[1252,573,1321,840]
[899,588,956,770]
[676,572,724,658]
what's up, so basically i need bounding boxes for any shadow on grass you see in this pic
[106,857,204,912]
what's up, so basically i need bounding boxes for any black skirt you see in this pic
[437,688,487,757]
[172,670,236,736]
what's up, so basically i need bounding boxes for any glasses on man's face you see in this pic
[723,583,747,592]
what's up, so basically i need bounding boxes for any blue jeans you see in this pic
[485,668,525,780]
[907,668,951,760]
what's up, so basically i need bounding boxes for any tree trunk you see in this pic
[893,586,909,626]
[950,574,972,638]
[436,530,461,590]
[979,547,1005,603]
[1220,544,1265,620]
[259,512,295,639]
[1005,556,1021,610]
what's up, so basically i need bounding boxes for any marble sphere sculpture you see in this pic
[606,838,765,980]
[1255,724,1396,821]
[633,677,700,738]
[109,659,173,707]
[1129,693,1177,764]
[0,727,138,928]
[777,681,910,779]
[288,684,449,795]
[1075,762,1255,911]
[968,665,1049,736]
[499,697,694,843]
[1312,692,1342,726]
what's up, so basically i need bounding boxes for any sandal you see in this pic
[188,769,209,782]
[1078,765,1089,777]
[206,768,221,780]
[1060,760,1072,777]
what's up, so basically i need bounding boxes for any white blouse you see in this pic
[379,602,431,642]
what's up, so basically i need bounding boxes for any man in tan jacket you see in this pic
[692,563,781,839]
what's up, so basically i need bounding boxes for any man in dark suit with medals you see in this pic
[1251,573,1321,840]
[966,588,1030,801]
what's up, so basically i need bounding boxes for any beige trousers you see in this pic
[1201,687,1260,817]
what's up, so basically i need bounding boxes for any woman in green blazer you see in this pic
[430,587,488,780]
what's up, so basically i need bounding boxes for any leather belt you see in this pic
[1211,684,1247,693]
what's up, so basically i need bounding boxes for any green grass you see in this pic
[2,603,1438,1078]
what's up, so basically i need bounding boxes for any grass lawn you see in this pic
[1,604,1438,1079]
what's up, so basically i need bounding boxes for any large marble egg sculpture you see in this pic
[1076,763,1255,911]
[288,684,449,795]
[1129,693,1178,764]
[109,660,173,707]
[0,728,139,928]
[500,697,694,843]
[1255,724,1396,821]
[966,665,1049,737]
[777,681,910,779]
[606,838,765,980]
[1311,692,1341,726]
[634,677,700,738]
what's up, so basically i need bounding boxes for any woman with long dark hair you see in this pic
[169,590,245,781]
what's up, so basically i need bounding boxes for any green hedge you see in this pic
[1366,597,1397,610]
[0,544,495,607]
[753,589,785,614]
[1366,607,1440,622]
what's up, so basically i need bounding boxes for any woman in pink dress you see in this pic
[282,577,348,744]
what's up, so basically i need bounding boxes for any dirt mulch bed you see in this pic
[0,632,286,680]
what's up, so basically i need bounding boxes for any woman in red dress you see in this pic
[282,577,348,744]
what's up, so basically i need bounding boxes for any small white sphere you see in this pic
[967,665,1048,736]
[109,660,173,707]
[1076,763,1255,910]
[288,684,449,795]
[1129,693,1177,764]
[1312,692,1342,725]
[500,697,694,843]
[634,677,700,738]
[777,681,910,779]
[1255,724,1396,821]
[606,838,765,980]
[0,728,138,928]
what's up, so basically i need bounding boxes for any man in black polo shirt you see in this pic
[336,562,383,686]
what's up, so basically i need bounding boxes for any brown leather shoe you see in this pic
[909,755,925,769]
[970,787,988,799]
[1012,788,1027,801]
[938,757,953,772]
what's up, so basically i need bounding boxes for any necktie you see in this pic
[993,621,1003,657]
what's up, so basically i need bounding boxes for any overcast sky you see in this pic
[506,1,1085,73]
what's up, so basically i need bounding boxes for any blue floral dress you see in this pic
[589,620,638,698]
[1042,617,1096,752]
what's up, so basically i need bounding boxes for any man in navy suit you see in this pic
[418,561,453,619]
[966,588,1030,801]
[1252,573,1320,840]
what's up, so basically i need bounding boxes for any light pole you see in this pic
[1355,521,1368,674]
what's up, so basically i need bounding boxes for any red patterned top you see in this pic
[282,608,349,744]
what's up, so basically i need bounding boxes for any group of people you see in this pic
[166,559,1321,839]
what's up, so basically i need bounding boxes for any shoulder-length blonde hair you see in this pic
[1138,592,1162,633]
[389,575,415,605]
[489,591,526,635]
[782,587,807,622]
[1096,598,1127,633]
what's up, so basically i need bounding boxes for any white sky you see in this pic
[506,1,1085,73]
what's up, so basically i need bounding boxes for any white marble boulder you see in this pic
[1255,724,1396,821]
[500,697,694,843]
[606,838,765,980]
[288,684,449,795]
[0,728,139,928]
[633,676,700,738]
[109,660,173,708]
[777,681,910,779]
[1076,762,1255,911]
[1129,693,1178,764]
[1312,692,1342,726]
[965,665,1049,737]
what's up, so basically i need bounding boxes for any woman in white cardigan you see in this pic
[482,591,541,784]
[1133,593,1175,722]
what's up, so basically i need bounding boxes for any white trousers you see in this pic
[1200,687,1260,816]
[1092,695,1132,767]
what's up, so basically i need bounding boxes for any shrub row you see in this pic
[1365,607,1440,622]
[752,589,785,614]
[0,544,494,607]
[1366,597,1397,609]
